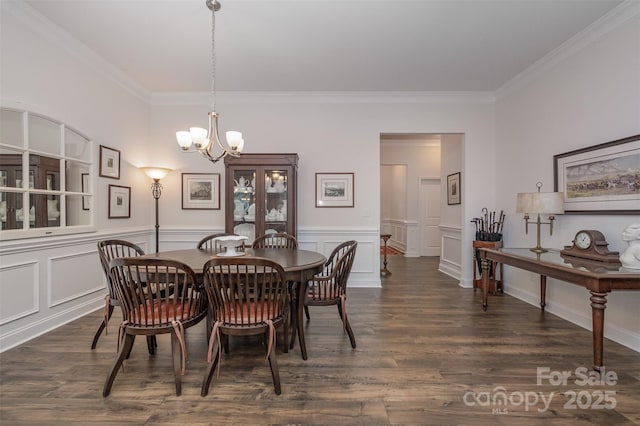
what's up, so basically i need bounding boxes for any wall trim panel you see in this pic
[48,250,104,308]
[439,226,462,281]
[0,260,39,326]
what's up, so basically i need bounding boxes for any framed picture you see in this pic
[447,172,461,205]
[182,173,220,210]
[554,134,640,214]
[315,172,354,208]
[108,184,130,218]
[99,145,120,179]
[81,173,90,210]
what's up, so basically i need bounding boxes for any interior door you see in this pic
[419,178,441,256]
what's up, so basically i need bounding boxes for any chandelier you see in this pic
[176,0,244,163]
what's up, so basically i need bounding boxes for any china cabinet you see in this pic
[0,154,60,230]
[224,153,298,244]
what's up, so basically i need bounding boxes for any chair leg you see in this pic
[266,331,281,395]
[289,295,298,349]
[103,332,135,397]
[125,335,136,360]
[146,336,157,355]
[282,313,289,354]
[91,304,114,350]
[344,318,357,349]
[170,332,182,396]
[337,304,356,349]
[222,335,230,354]
[304,305,310,320]
[201,341,222,397]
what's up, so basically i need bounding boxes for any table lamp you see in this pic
[516,182,564,253]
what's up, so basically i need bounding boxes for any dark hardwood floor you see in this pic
[1,256,639,425]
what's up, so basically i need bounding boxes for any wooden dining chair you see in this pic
[304,240,358,348]
[95,239,157,354]
[201,257,289,396]
[103,258,207,397]
[252,232,298,249]
[197,232,241,251]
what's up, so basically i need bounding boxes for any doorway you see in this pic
[380,134,442,257]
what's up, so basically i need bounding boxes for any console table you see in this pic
[478,247,640,371]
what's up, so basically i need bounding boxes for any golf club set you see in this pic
[471,207,505,242]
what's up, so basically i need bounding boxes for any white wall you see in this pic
[0,2,152,231]
[0,2,152,350]
[150,95,496,286]
[495,10,640,351]
[439,134,464,279]
[380,163,407,248]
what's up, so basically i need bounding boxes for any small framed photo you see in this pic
[81,173,90,210]
[182,173,220,210]
[447,172,461,205]
[315,172,354,208]
[108,184,130,218]
[99,145,121,179]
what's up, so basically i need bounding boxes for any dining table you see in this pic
[140,247,327,360]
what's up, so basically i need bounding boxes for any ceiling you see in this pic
[24,0,624,94]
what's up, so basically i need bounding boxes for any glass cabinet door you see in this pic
[225,153,298,244]
[264,168,288,234]
[232,169,257,243]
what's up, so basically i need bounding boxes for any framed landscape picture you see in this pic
[315,172,354,208]
[447,172,461,205]
[108,184,130,218]
[99,145,120,179]
[554,134,640,214]
[182,173,220,210]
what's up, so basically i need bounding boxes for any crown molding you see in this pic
[150,91,496,106]
[3,1,150,104]
[496,0,640,100]
[381,140,441,148]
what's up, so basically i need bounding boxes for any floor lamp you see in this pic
[140,167,172,253]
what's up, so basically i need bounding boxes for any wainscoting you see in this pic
[438,224,462,281]
[0,226,381,352]
[380,218,420,257]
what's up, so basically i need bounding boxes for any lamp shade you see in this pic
[140,167,172,180]
[226,131,244,152]
[517,192,564,214]
[176,131,193,149]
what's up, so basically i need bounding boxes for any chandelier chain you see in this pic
[210,4,216,111]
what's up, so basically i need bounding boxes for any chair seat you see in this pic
[219,301,283,325]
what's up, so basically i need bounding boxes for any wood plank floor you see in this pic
[1,256,639,425]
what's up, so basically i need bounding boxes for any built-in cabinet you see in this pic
[224,153,298,244]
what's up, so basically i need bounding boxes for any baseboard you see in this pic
[0,296,103,352]
[504,286,640,353]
